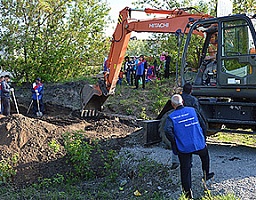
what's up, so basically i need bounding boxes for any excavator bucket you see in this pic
[80,83,108,117]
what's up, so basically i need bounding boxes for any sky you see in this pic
[105,0,151,39]
[105,0,233,38]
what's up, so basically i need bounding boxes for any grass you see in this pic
[209,132,256,147]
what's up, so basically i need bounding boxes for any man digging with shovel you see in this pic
[31,77,44,117]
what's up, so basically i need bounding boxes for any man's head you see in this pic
[4,75,10,82]
[36,77,41,83]
[171,94,183,108]
[183,83,193,94]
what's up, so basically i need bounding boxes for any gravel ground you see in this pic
[120,142,256,199]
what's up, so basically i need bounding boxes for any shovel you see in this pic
[11,89,19,114]
[26,100,33,114]
[36,93,43,117]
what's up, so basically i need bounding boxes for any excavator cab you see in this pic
[181,14,256,96]
[181,14,256,133]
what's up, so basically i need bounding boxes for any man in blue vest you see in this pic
[167,83,204,170]
[164,94,214,199]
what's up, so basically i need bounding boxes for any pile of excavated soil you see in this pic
[0,113,138,187]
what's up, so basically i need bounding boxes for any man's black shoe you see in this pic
[184,189,193,199]
[170,163,179,170]
[203,172,215,181]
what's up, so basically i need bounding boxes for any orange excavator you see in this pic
[80,7,212,117]
[81,6,256,138]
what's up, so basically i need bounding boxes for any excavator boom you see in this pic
[81,7,212,117]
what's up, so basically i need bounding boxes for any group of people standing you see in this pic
[118,52,172,89]
[120,55,148,89]
[0,75,44,117]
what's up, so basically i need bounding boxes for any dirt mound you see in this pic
[0,81,141,187]
[0,113,138,187]
[0,114,67,185]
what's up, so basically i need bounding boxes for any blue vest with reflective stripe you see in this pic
[169,107,205,153]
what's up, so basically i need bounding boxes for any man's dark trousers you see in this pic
[178,147,210,194]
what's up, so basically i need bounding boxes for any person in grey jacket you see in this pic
[1,75,13,116]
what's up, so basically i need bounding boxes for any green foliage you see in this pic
[138,159,157,177]
[126,107,133,115]
[0,154,19,184]
[127,39,148,56]
[48,139,60,153]
[139,107,148,120]
[63,131,121,181]
[145,34,178,72]
[152,97,169,114]
[0,0,111,83]
[210,133,256,147]
[103,149,120,182]
[130,0,216,73]
[233,0,255,14]
[37,174,65,189]
[63,131,95,179]
[202,190,238,200]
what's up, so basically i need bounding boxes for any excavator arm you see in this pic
[81,7,212,117]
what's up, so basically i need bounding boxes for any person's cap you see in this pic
[36,77,41,81]
[4,75,10,78]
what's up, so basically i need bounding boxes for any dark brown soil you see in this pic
[0,81,141,187]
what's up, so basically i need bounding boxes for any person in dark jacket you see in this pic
[164,52,171,79]
[164,94,214,199]
[181,82,201,112]
[130,56,138,86]
[0,76,4,114]
[124,56,131,85]
[1,75,13,116]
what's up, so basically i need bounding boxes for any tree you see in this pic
[126,39,148,57]
[233,0,256,15]
[0,0,111,82]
